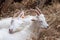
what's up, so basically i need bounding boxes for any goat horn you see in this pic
[25,9,39,16]
[13,10,21,18]
[18,10,25,18]
[36,7,42,14]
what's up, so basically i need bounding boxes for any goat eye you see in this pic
[39,21,42,22]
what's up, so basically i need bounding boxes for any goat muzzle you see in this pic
[9,29,13,34]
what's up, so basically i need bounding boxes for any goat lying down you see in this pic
[0,7,49,40]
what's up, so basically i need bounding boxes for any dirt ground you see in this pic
[0,2,60,40]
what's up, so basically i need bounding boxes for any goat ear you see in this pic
[36,7,42,14]
[11,19,14,24]
[20,11,25,18]
[35,9,40,16]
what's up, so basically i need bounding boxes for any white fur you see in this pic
[0,17,12,29]
[0,26,37,40]
[0,21,40,40]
